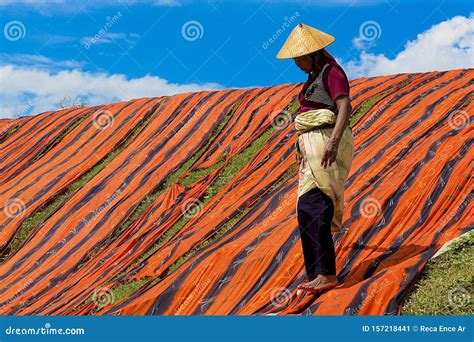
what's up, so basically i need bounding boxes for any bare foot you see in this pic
[297,274,338,293]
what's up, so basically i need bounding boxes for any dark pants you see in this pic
[296,186,336,280]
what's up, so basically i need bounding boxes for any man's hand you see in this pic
[321,137,339,168]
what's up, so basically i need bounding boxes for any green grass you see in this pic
[353,86,474,316]
[401,231,473,315]
[74,100,243,272]
[154,129,299,278]
[109,100,298,283]
[350,93,384,125]
[78,99,301,313]
[0,124,22,144]
[31,112,91,164]
[9,89,406,312]
[350,78,412,126]
[162,162,299,276]
[0,109,146,261]
[103,88,468,314]
[91,161,298,313]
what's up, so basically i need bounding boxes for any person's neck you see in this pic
[310,58,327,75]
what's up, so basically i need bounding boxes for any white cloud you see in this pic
[342,13,474,79]
[0,57,224,118]
[0,53,86,70]
[352,35,378,51]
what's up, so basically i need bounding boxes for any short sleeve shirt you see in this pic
[297,60,350,115]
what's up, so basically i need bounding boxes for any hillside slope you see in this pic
[0,68,472,315]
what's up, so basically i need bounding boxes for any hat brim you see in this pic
[276,23,336,59]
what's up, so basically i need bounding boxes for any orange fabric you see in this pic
[0,98,164,254]
[0,69,471,316]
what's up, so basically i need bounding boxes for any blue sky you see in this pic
[0,0,472,118]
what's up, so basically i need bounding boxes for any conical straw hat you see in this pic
[276,23,335,59]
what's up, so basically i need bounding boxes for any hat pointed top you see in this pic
[276,22,335,59]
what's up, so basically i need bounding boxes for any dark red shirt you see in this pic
[297,60,350,115]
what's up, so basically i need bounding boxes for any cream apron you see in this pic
[295,108,354,233]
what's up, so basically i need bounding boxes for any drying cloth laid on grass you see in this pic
[295,108,354,233]
[1,69,472,316]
